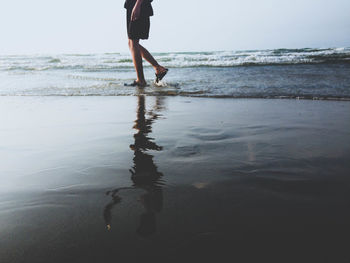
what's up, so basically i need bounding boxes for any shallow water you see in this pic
[0,96,350,262]
[1,48,350,99]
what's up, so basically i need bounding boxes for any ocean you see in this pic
[1,47,350,99]
[1,47,350,262]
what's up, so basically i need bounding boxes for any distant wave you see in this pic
[1,47,349,71]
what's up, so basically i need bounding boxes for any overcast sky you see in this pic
[0,0,349,54]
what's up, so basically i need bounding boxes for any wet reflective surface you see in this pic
[104,95,165,236]
[0,96,350,262]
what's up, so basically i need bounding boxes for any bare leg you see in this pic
[139,44,167,75]
[128,39,146,86]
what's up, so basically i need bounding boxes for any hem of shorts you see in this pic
[128,36,149,40]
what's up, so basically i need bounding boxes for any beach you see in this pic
[1,0,350,258]
[1,95,350,262]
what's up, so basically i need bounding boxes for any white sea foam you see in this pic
[1,48,349,72]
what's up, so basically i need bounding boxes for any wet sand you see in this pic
[0,96,350,262]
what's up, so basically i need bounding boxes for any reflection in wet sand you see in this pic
[104,95,165,237]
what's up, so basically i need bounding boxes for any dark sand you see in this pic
[0,96,350,263]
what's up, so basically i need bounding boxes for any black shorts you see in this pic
[126,9,150,40]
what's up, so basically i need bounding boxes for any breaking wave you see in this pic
[1,47,349,72]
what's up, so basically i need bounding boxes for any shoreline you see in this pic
[1,94,350,101]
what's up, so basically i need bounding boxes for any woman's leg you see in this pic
[139,44,167,74]
[129,39,146,85]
